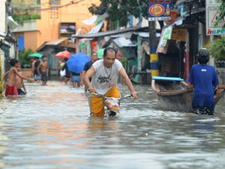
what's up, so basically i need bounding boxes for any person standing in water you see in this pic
[189,48,219,115]
[37,55,49,85]
[5,59,34,96]
[83,47,138,117]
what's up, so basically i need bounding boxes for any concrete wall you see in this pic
[0,0,6,33]
[24,31,38,51]
[13,20,38,32]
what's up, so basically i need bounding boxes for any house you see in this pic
[1,0,18,96]
[11,0,101,74]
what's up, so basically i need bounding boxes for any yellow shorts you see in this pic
[89,87,120,116]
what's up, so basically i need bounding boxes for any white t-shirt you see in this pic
[91,59,122,95]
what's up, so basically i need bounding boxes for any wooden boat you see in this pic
[151,76,225,112]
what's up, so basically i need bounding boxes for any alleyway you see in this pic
[0,81,225,169]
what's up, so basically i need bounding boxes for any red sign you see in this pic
[166,10,179,24]
[149,4,165,17]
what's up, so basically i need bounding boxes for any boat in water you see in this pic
[151,76,225,112]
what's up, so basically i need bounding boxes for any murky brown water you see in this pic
[0,81,225,169]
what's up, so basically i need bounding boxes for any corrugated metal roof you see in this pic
[36,38,68,52]
[113,37,136,48]
[45,38,68,45]
[72,27,135,38]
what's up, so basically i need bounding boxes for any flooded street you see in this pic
[1,81,225,169]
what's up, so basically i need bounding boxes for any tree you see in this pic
[215,0,225,29]
[88,0,149,27]
[208,36,225,60]
[19,48,34,68]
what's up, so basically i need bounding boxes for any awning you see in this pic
[36,38,68,52]
[88,20,104,34]
[113,37,136,48]
[45,38,68,45]
[82,13,108,25]
[73,27,135,38]
[79,38,94,41]
[175,0,194,6]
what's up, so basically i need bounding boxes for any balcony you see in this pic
[12,20,38,33]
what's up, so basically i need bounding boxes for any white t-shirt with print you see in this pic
[91,59,122,95]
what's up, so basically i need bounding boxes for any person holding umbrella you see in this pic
[66,53,90,87]
[83,47,138,117]
[61,58,71,84]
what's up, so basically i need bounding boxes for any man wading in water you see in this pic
[189,48,219,115]
[37,55,49,85]
[83,47,138,117]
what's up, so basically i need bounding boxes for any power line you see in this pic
[11,0,85,12]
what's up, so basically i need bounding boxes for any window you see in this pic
[49,0,60,5]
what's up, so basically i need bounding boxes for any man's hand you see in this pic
[187,84,194,89]
[131,91,138,99]
[29,78,35,82]
[24,90,27,95]
[88,87,96,93]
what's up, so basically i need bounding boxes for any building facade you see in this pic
[12,0,101,52]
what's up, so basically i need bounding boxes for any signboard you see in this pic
[148,0,171,21]
[171,29,187,41]
[206,0,225,35]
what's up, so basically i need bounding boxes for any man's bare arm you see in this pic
[46,63,49,76]
[37,63,42,76]
[13,68,35,82]
[119,67,138,99]
[83,66,96,93]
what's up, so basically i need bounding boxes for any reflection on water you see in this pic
[0,82,225,169]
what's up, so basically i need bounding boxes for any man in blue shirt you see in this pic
[82,52,98,91]
[189,48,219,115]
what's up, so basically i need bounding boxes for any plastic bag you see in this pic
[60,69,66,77]
[104,99,119,113]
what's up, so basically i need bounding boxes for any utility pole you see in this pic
[149,21,159,76]
[148,0,171,77]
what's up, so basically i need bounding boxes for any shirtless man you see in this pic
[37,55,49,85]
[3,66,27,95]
[5,59,34,96]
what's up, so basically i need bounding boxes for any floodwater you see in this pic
[0,81,225,169]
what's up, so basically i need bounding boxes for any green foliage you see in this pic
[19,48,34,68]
[88,0,148,27]
[121,56,128,67]
[215,0,225,29]
[208,36,225,60]
[13,12,41,25]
